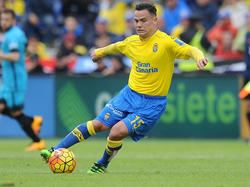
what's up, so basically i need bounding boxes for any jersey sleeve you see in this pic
[115,37,129,54]
[95,37,129,57]
[170,38,190,60]
[6,35,20,52]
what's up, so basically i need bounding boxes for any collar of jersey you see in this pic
[139,29,159,42]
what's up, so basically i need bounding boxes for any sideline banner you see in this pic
[55,75,239,138]
[0,76,55,137]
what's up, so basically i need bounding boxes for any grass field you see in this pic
[1,138,250,187]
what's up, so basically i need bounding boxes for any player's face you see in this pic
[1,13,15,31]
[134,9,158,39]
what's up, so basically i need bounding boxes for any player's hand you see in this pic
[197,58,209,70]
[91,50,101,63]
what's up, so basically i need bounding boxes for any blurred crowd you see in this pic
[0,0,249,75]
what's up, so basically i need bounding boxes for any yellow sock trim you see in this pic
[87,121,96,136]
[107,137,122,148]
[106,146,113,155]
[72,127,85,142]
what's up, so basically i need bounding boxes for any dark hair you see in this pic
[2,9,16,19]
[135,3,157,16]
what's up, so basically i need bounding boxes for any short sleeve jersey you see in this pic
[115,30,190,96]
[1,26,27,91]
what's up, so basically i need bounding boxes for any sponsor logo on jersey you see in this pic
[136,62,158,73]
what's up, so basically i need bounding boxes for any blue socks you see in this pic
[97,137,123,168]
[52,121,96,150]
[51,122,123,169]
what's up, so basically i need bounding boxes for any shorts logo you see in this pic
[104,112,110,120]
[106,104,123,117]
[153,43,158,52]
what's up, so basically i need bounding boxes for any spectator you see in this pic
[213,30,243,60]
[25,35,57,74]
[61,0,99,31]
[61,15,84,38]
[171,13,190,38]
[5,0,25,20]
[55,33,78,73]
[180,14,212,54]
[26,36,44,74]
[23,0,57,44]
[91,59,107,74]
[102,56,125,76]
[0,0,5,13]
[192,0,219,30]
[99,0,128,35]
[22,11,43,42]
[220,0,249,29]
[162,0,191,34]
[92,34,125,76]
[85,16,123,49]
[233,13,249,53]
[178,14,214,71]
[59,15,88,55]
[123,12,136,38]
[207,11,238,52]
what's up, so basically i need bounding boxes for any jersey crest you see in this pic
[153,43,158,52]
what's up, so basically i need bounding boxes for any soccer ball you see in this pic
[48,148,76,173]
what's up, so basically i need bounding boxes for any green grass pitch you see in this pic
[1,138,250,187]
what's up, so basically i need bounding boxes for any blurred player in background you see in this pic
[239,13,250,144]
[41,3,208,173]
[0,9,45,151]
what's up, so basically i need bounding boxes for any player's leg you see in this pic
[245,99,250,144]
[52,120,110,150]
[9,108,45,150]
[41,98,126,162]
[0,90,45,151]
[87,120,129,174]
[13,91,43,136]
[40,120,110,162]
[239,80,250,144]
[88,96,167,174]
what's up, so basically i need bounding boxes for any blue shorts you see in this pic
[0,87,25,110]
[96,85,167,142]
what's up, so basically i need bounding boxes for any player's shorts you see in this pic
[96,85,167,142]
[0,87,24,111]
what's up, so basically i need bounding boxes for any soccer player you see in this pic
[41,3,208,173]
[0,9,45,151]
[239,13,250,144]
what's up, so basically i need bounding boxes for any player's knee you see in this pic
[109,131,124,141]
[0,104,5,113]
[92,120,110,133]
[10,110,22,118]
[109,124,128,141]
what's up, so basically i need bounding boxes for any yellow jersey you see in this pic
[95,30,191,96]
[99,2,127,35]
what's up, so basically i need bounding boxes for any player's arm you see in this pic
[91,42,122,62]
[186,46,208,70]
[1,38,21,62]
[0,51,20,62]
